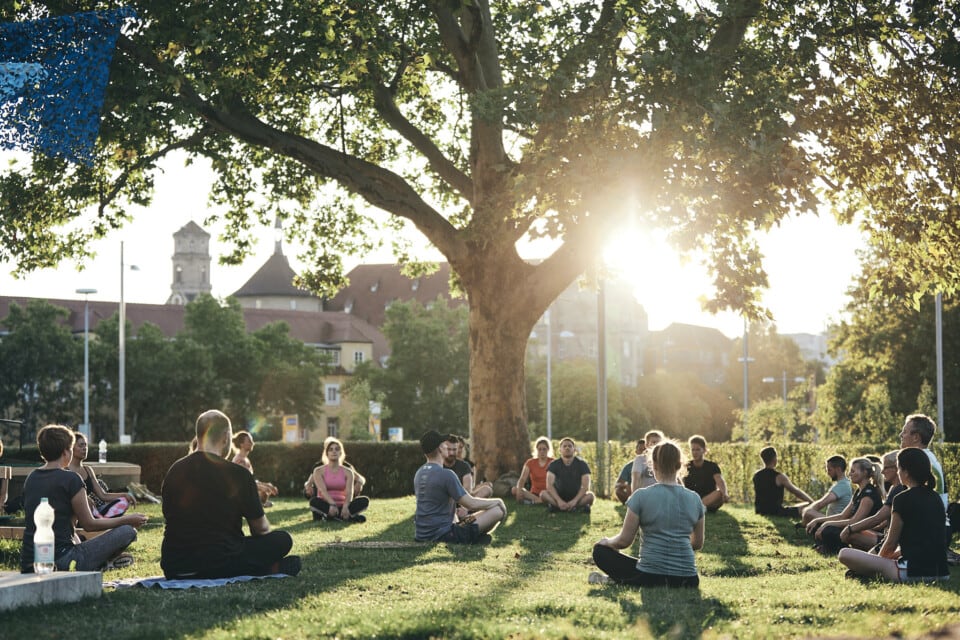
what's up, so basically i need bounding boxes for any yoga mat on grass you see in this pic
[104,573,289,589]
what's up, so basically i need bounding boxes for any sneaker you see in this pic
[103,552,135,571]
[947,548,960,566]
[262,500,274,508]
[546,503,558,513]
[588,571,610,585]
[350,514,367,523]
[577,505,591,515]
[309,506,328,521]
[521,499,535,505]
[275,555,302,577]
[476,533,493,545]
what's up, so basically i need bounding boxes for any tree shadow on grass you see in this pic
[493,504,591,563]
[589,584,736,639]
[699,509,755,577]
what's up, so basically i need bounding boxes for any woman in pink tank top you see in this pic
[309,437,369,523]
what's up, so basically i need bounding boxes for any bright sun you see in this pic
[601,229,727,333]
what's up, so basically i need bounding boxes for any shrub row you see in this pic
[9,440,959,502]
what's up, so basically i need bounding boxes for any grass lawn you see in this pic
[1,497,959,639]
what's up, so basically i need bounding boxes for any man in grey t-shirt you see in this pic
[801,455,852,527]
[413,430,506,544]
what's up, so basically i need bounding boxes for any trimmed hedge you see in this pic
[9,440,960,502]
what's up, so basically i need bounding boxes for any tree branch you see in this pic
[370,81,473,202]
[115,37,466,261]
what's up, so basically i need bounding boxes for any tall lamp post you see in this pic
[596,270,609,498]
[737,319,754,441]
[118,242,139,445]
[545,307,552,441]
[76,288,97,441]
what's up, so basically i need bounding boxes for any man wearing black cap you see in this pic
[414,430,507,544]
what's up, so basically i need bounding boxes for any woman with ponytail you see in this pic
[839,448,949,582]
[807,457,885,553]
[590,440,705,588]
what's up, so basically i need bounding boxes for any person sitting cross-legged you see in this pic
[683,436,730,513]
[800,455,853,527]
[161,410,301,579]
[232,431,278,508]
[838,450,906,551]
[590,439,705,588]
[807,457,885,553]
[630,430,665,496]
[414,430,506,545]
[511,436,554,504]
[752,446,813,517]
[541,437,595,514]
[839,447,949,583]
[309,437,369,523]
[20,425,148,573]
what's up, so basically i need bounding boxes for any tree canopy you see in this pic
[2,0,957,475]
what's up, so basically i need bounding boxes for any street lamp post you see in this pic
[545,307,552,441]
[118,242,140,445]
[737,319,754,441]
[596,271,609,498]
[762,370,808,406]
[76,288,97,441]
[762,370,806,439]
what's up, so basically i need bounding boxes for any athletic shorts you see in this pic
[896,559,949,583]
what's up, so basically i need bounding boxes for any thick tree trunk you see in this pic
[465,260,540,483]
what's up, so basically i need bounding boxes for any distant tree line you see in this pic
[0,296,327,445]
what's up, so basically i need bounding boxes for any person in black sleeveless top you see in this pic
[753,446,813,517]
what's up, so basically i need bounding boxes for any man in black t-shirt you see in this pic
[161,410,301,579]
[753,446,813,516]
[541,437,595,513]
[684,435,729,512]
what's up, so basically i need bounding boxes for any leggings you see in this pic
[592,543,699,588]
[310,496,369,518]
[57,525,137,571]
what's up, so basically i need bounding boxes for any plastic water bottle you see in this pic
[33,497,56,574]
[99,439,107,464]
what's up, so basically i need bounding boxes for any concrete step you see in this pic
[0,571,101,612]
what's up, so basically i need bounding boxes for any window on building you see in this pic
[290,299,297,310]
[354,351,364,364]
[316,347,340,366]
[325,383,340,406]
[412,279,420,291]
[175,265,182,283]
[255,299,262,309]
[327,417,339,438]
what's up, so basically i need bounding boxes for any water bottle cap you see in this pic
[40,497,48,503]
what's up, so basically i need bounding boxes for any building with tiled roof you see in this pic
[0,295,386,442]
[325,262,460,327]
[231,235,323,313]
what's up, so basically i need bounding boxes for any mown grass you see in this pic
[1,498,958,639]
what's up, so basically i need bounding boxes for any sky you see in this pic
[0,154,867,338]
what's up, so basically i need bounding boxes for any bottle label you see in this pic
[35,542,54,564]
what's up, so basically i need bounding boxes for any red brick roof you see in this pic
[0,296,387,361]
[325,263,463,327]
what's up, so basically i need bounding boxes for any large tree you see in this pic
[2,1,957,475]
